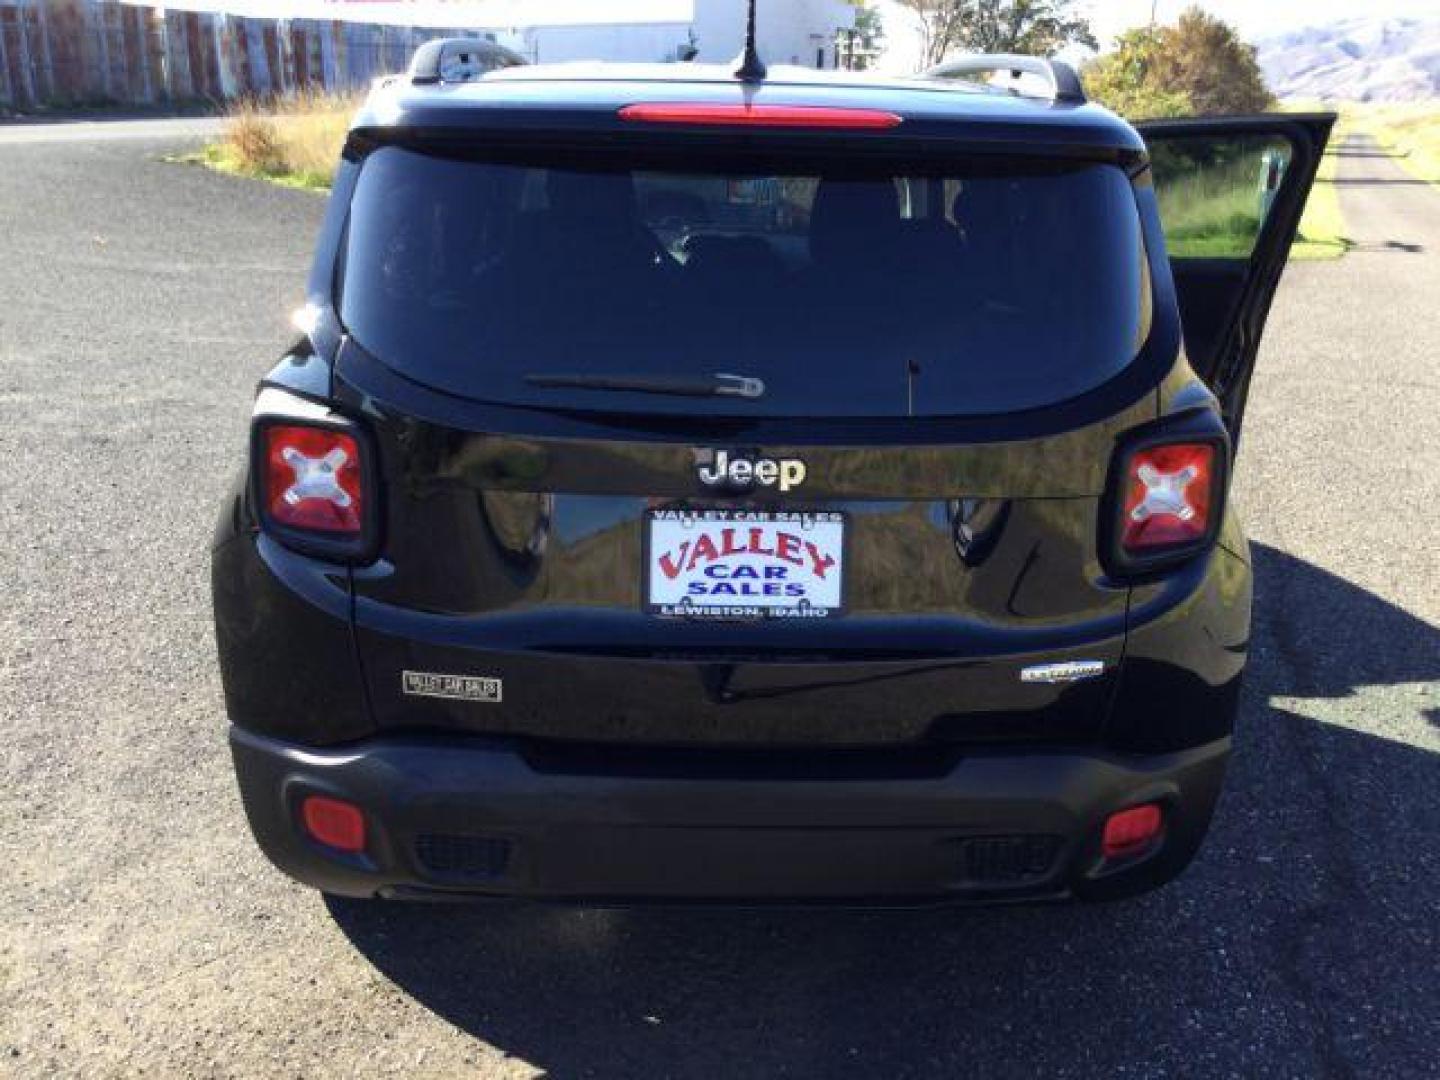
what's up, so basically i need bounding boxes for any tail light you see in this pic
[251,396,376,561]
[262,425,363,534]
[1122,443,1216,552]
[1102,415,1229,577]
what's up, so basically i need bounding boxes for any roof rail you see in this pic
[921,54,1086,105]
[408,37,527,85]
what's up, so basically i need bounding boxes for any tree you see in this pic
[898,0,1096,69]
[1154,7,1274,115]
[1084,7,1274,119]
[840,1,885,70]
[853,3,885,58]
[1083,27,1190,120]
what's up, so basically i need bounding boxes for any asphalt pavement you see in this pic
[0,123,1436,1078]
[0,116,222,145]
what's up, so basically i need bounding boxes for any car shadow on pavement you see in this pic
[1346,240,1425,253]
[325,542,1439,1077]
[1328,177,1432,186]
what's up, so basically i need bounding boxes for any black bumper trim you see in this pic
[229,726,1230,905]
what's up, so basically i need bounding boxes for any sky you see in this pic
[1081,0,1437,45]
[871,0,1440,72]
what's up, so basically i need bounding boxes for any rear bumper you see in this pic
[230,725,1230,905]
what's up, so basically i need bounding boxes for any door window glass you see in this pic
[1151,134,1294,258]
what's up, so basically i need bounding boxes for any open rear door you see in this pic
[1138,115,1335,437]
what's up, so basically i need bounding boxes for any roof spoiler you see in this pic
[408,37,527,85]
[921,54,1087,105]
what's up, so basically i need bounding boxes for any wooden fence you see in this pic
[0,0,487,109]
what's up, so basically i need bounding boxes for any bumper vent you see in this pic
[959,835,1062,883]
[414,834,511,881]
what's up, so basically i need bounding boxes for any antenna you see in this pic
[734,0,767,82]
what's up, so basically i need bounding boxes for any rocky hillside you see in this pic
[1256,16,1440,102]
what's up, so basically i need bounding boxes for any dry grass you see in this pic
[206,90,361,191]
[1354,103,1440,188]
[1291,111,1352,260]
[1276,103,1352,260]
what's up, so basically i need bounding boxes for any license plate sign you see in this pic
[646,509,844,620]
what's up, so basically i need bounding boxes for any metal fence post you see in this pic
[12,3,36,106]
[0,10,11,106]
[35,0,56,101]
[93,2,112,101]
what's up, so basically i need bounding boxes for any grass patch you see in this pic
[1158,185,1261,259]
[184,91,358,192]
[1291,137,1346,259]
[1289,108,1351,260]
[1153,112,1351,262]
[178,141,333,193]
[1156,153,1274,259]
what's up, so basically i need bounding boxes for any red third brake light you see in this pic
[262,424,363,534]
[1121,443,1216,552]
[618,103,903,129]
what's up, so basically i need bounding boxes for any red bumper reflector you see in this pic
[301,795,366,853]
[1102,803,1163,859]
[618,103,903,129]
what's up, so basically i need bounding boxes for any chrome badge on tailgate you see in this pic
[402,671,503,703]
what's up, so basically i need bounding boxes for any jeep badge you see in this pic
[697,450,806,492]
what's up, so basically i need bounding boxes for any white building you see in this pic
[489,0,858,69]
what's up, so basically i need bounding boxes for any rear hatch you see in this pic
[332,121,1164,748]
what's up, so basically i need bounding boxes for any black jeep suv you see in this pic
[212,42,1332,903]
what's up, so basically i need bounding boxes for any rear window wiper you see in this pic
[524,372,765,400]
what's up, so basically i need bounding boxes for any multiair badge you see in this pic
[1020,660,1105,684]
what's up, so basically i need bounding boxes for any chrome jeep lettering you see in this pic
[697,450,807,492]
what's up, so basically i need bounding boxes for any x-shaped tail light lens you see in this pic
[262,425,364,534]
[1120,443,1216,553]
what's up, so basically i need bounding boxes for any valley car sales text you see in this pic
[647,509,844,619]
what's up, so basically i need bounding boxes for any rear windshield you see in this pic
[339,145,1151,417]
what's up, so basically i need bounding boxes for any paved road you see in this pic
[1,123,1436,1078]
[0,116,222,145]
